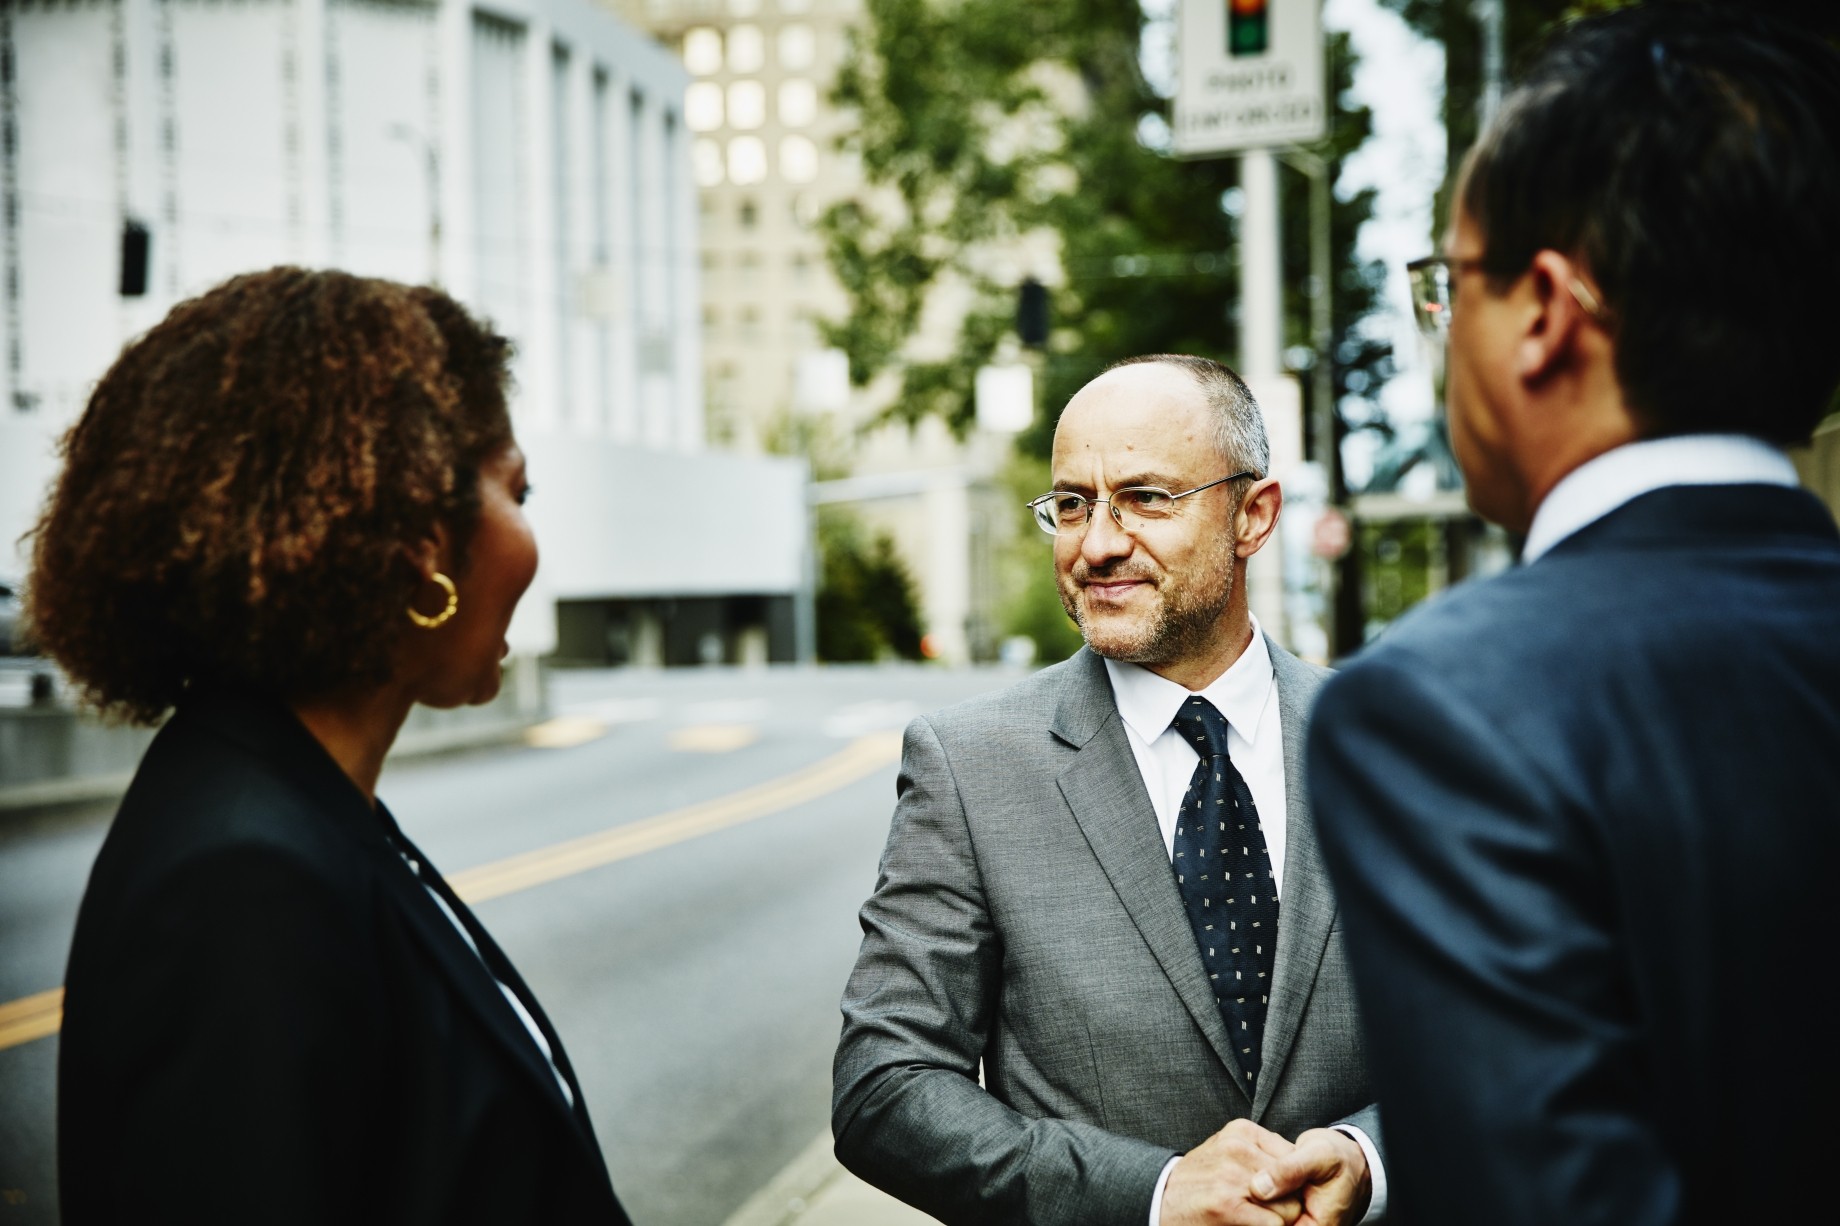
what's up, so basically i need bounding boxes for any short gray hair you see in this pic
[1103,354,1270,479]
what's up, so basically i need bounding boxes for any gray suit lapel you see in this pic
[1051,649,1253,1112]
[1252,640,1336,1118]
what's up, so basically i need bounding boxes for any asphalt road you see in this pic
[0,663,1020,1226]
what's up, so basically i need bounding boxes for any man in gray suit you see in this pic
[834,355,1384,1226]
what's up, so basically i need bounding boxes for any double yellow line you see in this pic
[0,731,903,1054]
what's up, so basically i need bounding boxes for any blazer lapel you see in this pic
[1052,651,1253,1111]
[1252,642,1336,1118]
[183,690,602,1152]
[401,830,602,1141]
[371,812,597,1142]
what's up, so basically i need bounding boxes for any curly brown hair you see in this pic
[25,267,514,724]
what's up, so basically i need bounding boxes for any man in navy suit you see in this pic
[1288,7,1840,1226]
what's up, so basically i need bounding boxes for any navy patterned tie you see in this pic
[1169,695,1279,1092]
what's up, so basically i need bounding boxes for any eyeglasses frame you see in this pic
[1406,253,1609,341]
[1026,471,1259,537]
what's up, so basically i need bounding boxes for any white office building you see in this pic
[0,0,812,667]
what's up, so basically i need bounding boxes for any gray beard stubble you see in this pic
[1059,532,1238,667]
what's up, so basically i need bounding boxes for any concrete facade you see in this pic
[0,0,810,666]
[610,0,1018,664]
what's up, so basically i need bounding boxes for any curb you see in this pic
[0,717,538,814]
[721,1131,941,1226]
[721,1131,848,1226]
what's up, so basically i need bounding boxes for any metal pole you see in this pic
[1278,151,1336,492]
[1238,147,1289,644]
[1238,149,1283,383]
[1473,0,1505,130]
[1281,148,1338,651]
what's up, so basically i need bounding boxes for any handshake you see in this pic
[1162,1120,1373,1226]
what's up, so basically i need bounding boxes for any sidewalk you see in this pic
[722,1131,940,1226]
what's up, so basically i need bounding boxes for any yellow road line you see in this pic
[523,715,609,749]
[450,731,898,902]
[0,988,63,1051]
[666,723,759,755]
[0,731,903,1053]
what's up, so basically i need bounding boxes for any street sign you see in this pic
[1312,505,1353,560]
[975,363,1034,434]
[1174,0,1326,156]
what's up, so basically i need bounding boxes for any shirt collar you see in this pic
[1521,434,1800,564]
[1103,618,1276,748]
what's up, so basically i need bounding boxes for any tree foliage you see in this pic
[815,510,927,662]
[821,0,1395,461]
[1382,0,1840,233]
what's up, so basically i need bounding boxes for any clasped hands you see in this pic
[1160,1119,1371,1226]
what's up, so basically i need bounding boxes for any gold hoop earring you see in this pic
[407,572,459,629]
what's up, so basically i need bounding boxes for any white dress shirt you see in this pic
[399,849,576,1108]
[1522,433,1799,564]
[1102,624,1386,1223]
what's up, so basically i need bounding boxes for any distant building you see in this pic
[609,0,854,444]
[611,0,1017,663]
[0,0,811,667]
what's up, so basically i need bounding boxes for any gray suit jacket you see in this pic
[833,641,1379,1225]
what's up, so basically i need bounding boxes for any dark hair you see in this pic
[25,267,514,724]
[1461,3,1840,443]
[1102,354,1271,477]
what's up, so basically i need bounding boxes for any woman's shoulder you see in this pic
[95,690,388,910]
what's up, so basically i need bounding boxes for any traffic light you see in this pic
[119,220,150,298]
[1229,0,1269,57]
[1017,277,1049,349]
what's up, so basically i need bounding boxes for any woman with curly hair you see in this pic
[30,267,630,1224]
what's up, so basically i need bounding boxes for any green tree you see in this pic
[821,0,1396,467]
[816,510,928,662]
[997,454,1087,665]
[1382,0,1840,235]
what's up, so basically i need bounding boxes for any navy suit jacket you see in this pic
[1307,484,1840,1226]
[59,687,629,1225]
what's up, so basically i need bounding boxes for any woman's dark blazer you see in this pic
[57,686,630,1225]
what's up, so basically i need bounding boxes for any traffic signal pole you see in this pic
[1238,149,1283,386]
[1239,147,1292,642]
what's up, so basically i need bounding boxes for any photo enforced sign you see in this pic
[1174,0,1326,156]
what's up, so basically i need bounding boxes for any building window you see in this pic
[739,198,759,228]
[738,250,762,282]
[729,0,761,14]
[777,23,815,71]
[728,138,767,185]
[703,305,720,330]
[702,250,720,270]
[780,135,818,183]
[694,138,725,186]
[727,24,764,73]
[683,27,723,75]
[686,82,723,131]
[727,80,766,130]
[778,78,817,127]
[740,305,762,341]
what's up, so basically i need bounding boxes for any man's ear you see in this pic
[1235,478,1283,559]
[1516,249,1593,386]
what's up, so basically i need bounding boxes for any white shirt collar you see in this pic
[1521,434,1799,564]
[1103,619,1276,748]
